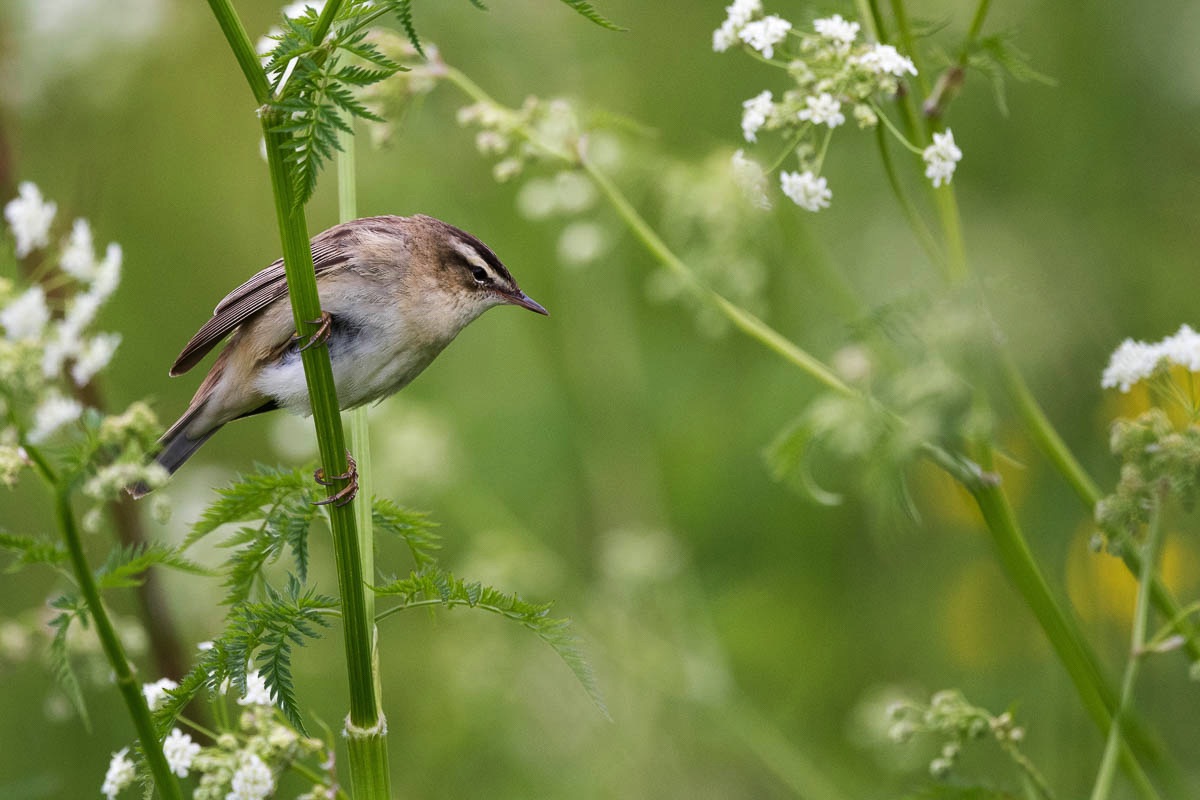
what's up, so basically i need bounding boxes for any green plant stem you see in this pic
[1091,485,1168,800]
[203,0,270,104]
[888,0,929,95]
[202,2,390,796]
[25,446,183,800]
[337,121,385,719]
[968,442,1161,800]
[960,0,993,61]
[578,156,851,397]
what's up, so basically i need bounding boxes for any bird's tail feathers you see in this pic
[127,403,220,499]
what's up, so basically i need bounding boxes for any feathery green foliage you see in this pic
[0,530,69,573]
[155,575,337,734]
[188,466,322,604]
[374,567,607,716]
[259,0,619,206]
[48,594,90,728]
[188,465,315,545]
[554,0,624,31]
[95,542,211,590]
[902,787,1020,800]
[967,32,1055,117]
[371,496,439,569]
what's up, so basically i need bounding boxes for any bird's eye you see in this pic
[471,266,489,284]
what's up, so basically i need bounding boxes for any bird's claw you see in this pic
[291,310,333,352]
[313,451,358,507]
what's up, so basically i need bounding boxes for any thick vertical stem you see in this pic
[203,1,389,794]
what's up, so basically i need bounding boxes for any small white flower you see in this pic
[740,90,774,142]
[474,130,509,155]
[856,43,917,77]
[29,392,83,443]
[60,218,98,282]
[4,182,57,258]
[1160,324,1200,371]
[492,158,524,183]
[228,752,275,800]
[90,243,123,302]
[780,170,832,212]
[1101,338,1164,392]
[101,747,136,800]
[712,19,739,52]
[71,332,121,386]
[797,92,845,128]
[813,14,860,47]
[1,286,50,341]
[237,670,275,707]
[163,728,200,778]
[853,104,878,128]
[738,15,791,59]
[724,0,762,28]
[731,149,771,209]
[922,129,963,188]
[557,221,608,267]
[142,677,179,712]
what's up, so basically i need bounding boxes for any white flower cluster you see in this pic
[102,748,136,800]
[457,96,583,183]
[922,129,963,188]
[0,182,167,503]
[103,662,334,800]
[715,8,941,211]
[2,182,124,441]
[1101,324,1200,393]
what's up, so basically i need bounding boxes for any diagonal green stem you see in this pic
[25,445,183,800]
[967,443,1162,800]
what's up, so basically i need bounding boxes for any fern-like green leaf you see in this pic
[374,568,607,716]
[969,32,1055,117]
[48,597,90,729]
[396,0,425,57]
[157,578,336,733]
[556,0,624,31]
[188,465,313,547]
[0,530,68,572]
[95,542,212,590]
[372,497,439,569]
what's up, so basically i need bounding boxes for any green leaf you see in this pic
[556,0,625,31]
[372,497,440,569]
[0,530,68,572]
[389,0,425,57]
[95,542,212,590]
[48,596,90,730]
[187,465,313,547]
[374,567,607,716]
[156,577,336,734]
[764,417,845,506]
[969,32,1055,117]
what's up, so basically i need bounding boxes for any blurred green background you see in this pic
[2,1,1200,797]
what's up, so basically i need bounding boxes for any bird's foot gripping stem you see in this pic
[314,451,358,507]
[291,310,333,352]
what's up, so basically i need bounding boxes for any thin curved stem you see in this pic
[1090,483,1168,800]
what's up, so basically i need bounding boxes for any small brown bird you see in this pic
[131,214,546,497]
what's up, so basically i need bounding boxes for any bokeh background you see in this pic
[2,0,1200,797]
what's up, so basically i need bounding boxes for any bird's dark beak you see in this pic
[506,290,549,316]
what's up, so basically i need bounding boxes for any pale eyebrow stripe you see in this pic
[450,239,497,277]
